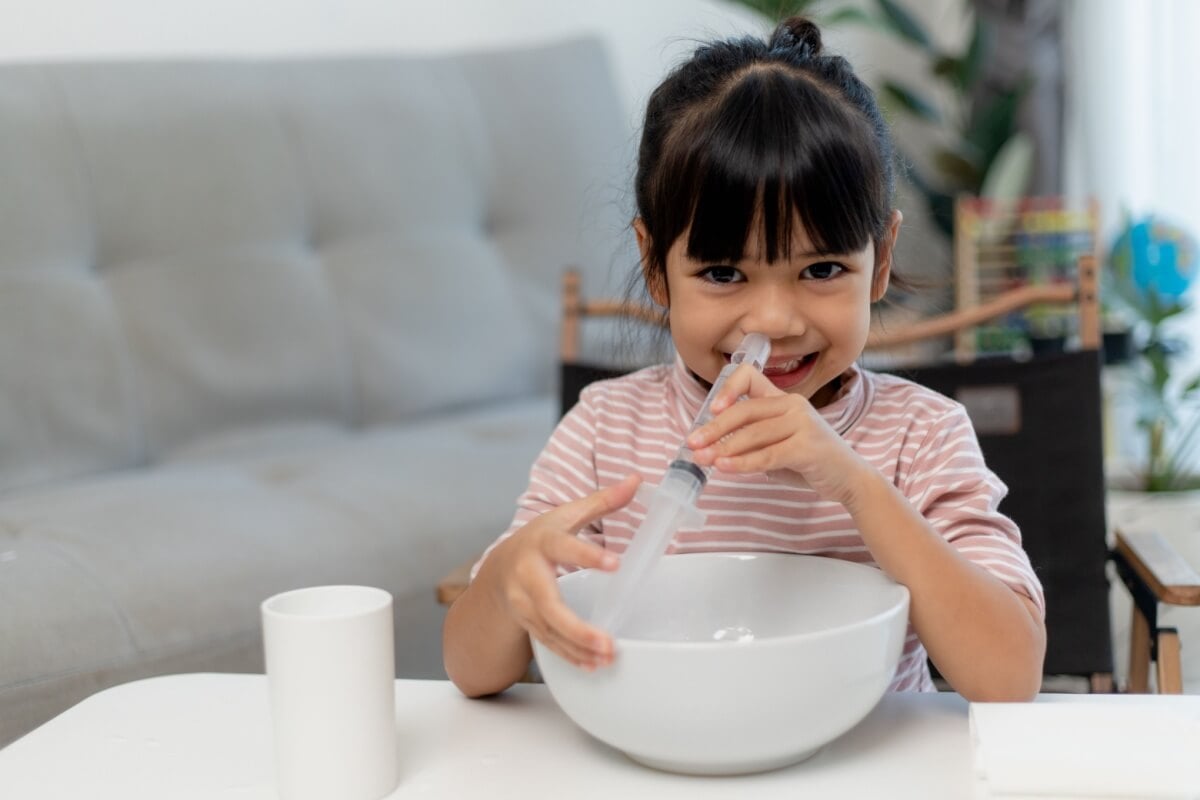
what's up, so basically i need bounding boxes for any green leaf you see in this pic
[1144,341,1171,394]
[1159,301,1189,321]
[1182,372,1200,399]
[822,7,883,28]
[963,85,1026,169]
[932,147,981,188]
[1144,296,1188,326]
[874,0,934,52]
[933,55,961,81]
[931,19,986,92]
[979,132,1034,201]
[881,80,941,123]
[960,15,988,90]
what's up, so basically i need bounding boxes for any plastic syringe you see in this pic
[589,332,771,635]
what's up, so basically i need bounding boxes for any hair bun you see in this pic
[769,16,823,58]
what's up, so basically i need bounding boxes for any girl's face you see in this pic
[636,211,900,408]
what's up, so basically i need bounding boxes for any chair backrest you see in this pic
[887,349,1110,680]
[877,254,1110,685]
[558,254,1113,688]
[558,268,668,414]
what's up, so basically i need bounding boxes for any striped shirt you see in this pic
[480,356,1045,691]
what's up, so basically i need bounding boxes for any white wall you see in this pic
[1064,0,1200,478]
[0,0,766,132]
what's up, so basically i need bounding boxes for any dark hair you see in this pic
[634,17,898,294]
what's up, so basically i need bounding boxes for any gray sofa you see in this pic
[0,36,635,744]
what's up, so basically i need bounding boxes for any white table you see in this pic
[1,674,1196,799]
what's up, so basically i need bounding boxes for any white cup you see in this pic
[262,585,399,800]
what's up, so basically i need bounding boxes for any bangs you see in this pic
[658,67,886,266]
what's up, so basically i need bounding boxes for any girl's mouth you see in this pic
[761,353,817,389]
[725,351,818,389]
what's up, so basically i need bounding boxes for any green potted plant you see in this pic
[1105,215,1200,492]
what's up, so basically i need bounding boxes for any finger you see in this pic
[705,362,757,413]
[715,439,798,474]
[541,624,604,668]
[553,473,642,532]
[710,363,783,413]
[543,599,613,662]
[688,394,791,452]
[702,416,793,463]
[521,610,595,668]
[507,585,594,665]
[687,397,756,450]
[544,532,619,573]
[690,373,789,449]
[525,580,610,666]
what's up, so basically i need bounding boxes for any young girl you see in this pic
[444,17,1046,702]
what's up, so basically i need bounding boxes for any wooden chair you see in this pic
[436,257,1197,693]
[1110,531,1200,693]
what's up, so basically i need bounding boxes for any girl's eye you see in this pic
[699,265,744,284]
[802,262,846,281]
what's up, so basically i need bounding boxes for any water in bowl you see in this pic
[711,625,755,642]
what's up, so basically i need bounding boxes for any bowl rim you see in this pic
[556,552,911,652]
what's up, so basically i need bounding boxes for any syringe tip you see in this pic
[731,333,771,371]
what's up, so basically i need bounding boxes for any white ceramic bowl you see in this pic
[533,553,910,775]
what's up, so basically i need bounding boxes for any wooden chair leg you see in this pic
[1128,604,1151,693]
[1155,628,1183,694]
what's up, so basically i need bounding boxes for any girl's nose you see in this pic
[742,286,799,339]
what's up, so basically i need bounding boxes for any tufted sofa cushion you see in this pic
[0,37,634,493]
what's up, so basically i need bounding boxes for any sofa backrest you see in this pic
[0,37,634,493]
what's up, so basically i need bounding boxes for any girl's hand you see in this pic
[686,364,870,505]
[481,474,641,670]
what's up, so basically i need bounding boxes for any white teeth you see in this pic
[764,359,801,374]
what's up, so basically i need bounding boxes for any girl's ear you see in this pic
[871,209,903,303]
[634,218,669,307]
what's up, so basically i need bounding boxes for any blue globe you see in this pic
[1109,216,1198,301]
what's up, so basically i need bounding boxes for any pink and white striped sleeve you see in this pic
[902,405,1046,617]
